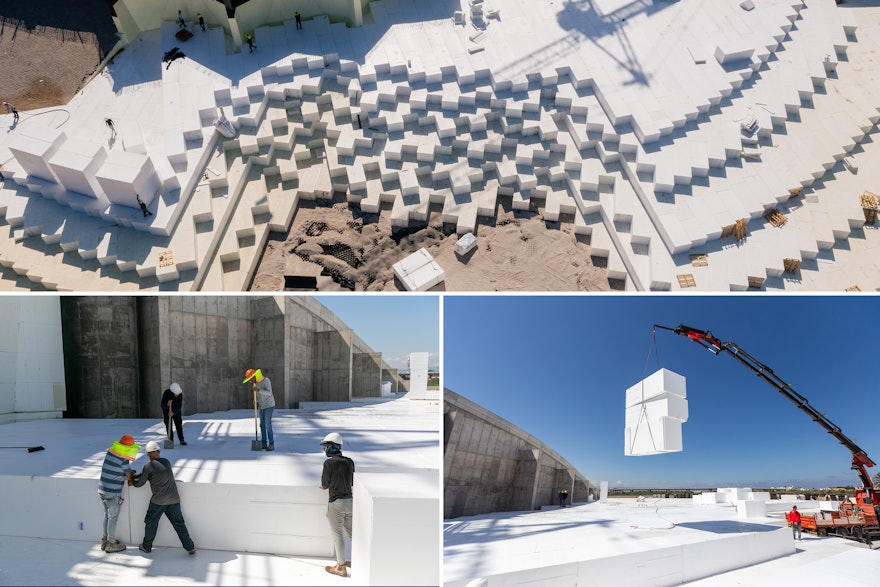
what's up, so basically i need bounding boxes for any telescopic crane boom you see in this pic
[654,323,878,506]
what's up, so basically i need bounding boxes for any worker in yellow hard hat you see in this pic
[244,369,275,450]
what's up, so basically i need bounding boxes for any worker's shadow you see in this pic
[7,118,18,133]
[140,547,238,581]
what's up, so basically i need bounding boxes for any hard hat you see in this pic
[243,368,260,383]
[120,434,135,446]
[145,441,160,453]
[321,432,343,446]
[170,382,182,396]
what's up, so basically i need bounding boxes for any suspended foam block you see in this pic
[624,368,687,456]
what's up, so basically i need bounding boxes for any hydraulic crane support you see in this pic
[654,324,877,502]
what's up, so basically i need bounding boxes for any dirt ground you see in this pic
[0,1,117,111]
[250,195,615,292]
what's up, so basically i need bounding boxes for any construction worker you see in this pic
[244,369,275,450]
[295,11,302,30]
[320,432,354,577]
[161,382,186,445]
[98,434,139,553]
[245,32,256,53]
[129,441,196,555]
[788,505,802,541]
[177,10,186,28]
[197,13,205,31]
[3,101,19,122]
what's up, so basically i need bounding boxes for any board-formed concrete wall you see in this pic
[444,389,594,519]
[60,296,403,418]
[353,352,382,397]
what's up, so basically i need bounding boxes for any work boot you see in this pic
[188,546,197,555]
[344,560,351,568]
[101,537,108,551]
[325,564,347,577]
[105,541,126,553]
[180,440,187,446]
[267,445,274,451]
[139,544,151,553]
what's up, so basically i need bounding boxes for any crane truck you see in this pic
[655,324,880,545]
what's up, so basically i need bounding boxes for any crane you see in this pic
[654,323,879,543]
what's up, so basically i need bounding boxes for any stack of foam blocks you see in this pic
[624,368,688,456]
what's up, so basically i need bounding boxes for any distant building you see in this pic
[444,389,595,518]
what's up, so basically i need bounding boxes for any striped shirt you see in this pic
[98,451,131,496]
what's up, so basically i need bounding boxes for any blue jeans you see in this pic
[792,521,802,540]
[259,407,274,448]
[100,494,123,542]
[142,501,194,551]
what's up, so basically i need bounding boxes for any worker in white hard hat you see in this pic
[129,441,196,555]
[161,383,187,445]
[320,432,354,577]
[243,369,275,450]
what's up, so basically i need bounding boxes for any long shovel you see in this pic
[164,411,175,450]
[251,391,262,451]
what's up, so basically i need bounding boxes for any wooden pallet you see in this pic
[783,258,801,274]
[764,208,787,228]
[845,285,861,292]
[689,253,708,267]
[677,274,696,288]
[788,186,804,199]
[158,250,175,267]
[747,275,765,289]
[733,218,748,241]
[861,191,879,209]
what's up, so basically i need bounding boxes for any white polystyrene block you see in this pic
[737,499,767,518]
[95,151,162,208]
[624,415,683,456]
[624,394,688,427]
[600,481,608,501]
[748,492,770,501]
[47,139,107,198]
[352,471,439,586]
[454,232,477,256]
[625,368,686,407]
[392,248,445,292]
[8,129,66,183]
[408,352,429,397]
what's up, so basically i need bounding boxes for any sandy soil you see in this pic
[250,195,615,292]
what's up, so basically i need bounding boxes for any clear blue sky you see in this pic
[314,295,439,371]
[444,295,880,489]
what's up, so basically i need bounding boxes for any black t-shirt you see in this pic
[321,455,355,502]
[161,389,183,413]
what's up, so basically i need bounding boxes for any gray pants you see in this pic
[326,498,353,566]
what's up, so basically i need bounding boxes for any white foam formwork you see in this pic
[625,368,687,408]
[47,138,108,198]
[624,368,688,456]
[625,415,683,456]
[737,499,768,518]
[7,125,66,183]
[454,232,478,256]
[408,352,430,397]
[444,500,794,587]
[352,470,439,586]
[391,247,445,291]
[94,150,161,208]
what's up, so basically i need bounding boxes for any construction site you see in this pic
[442,296,880,585]
[1,0,879,291]
[0,295,440,586]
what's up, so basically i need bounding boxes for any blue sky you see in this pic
[443,295,880,489]
[314,295,440,371]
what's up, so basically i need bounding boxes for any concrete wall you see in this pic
[60,296,400,418]
[314,329,353,402]
[61,297,140,419]
[0,298,66,424]
[352,352,382,397]
[444,389,594,519]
